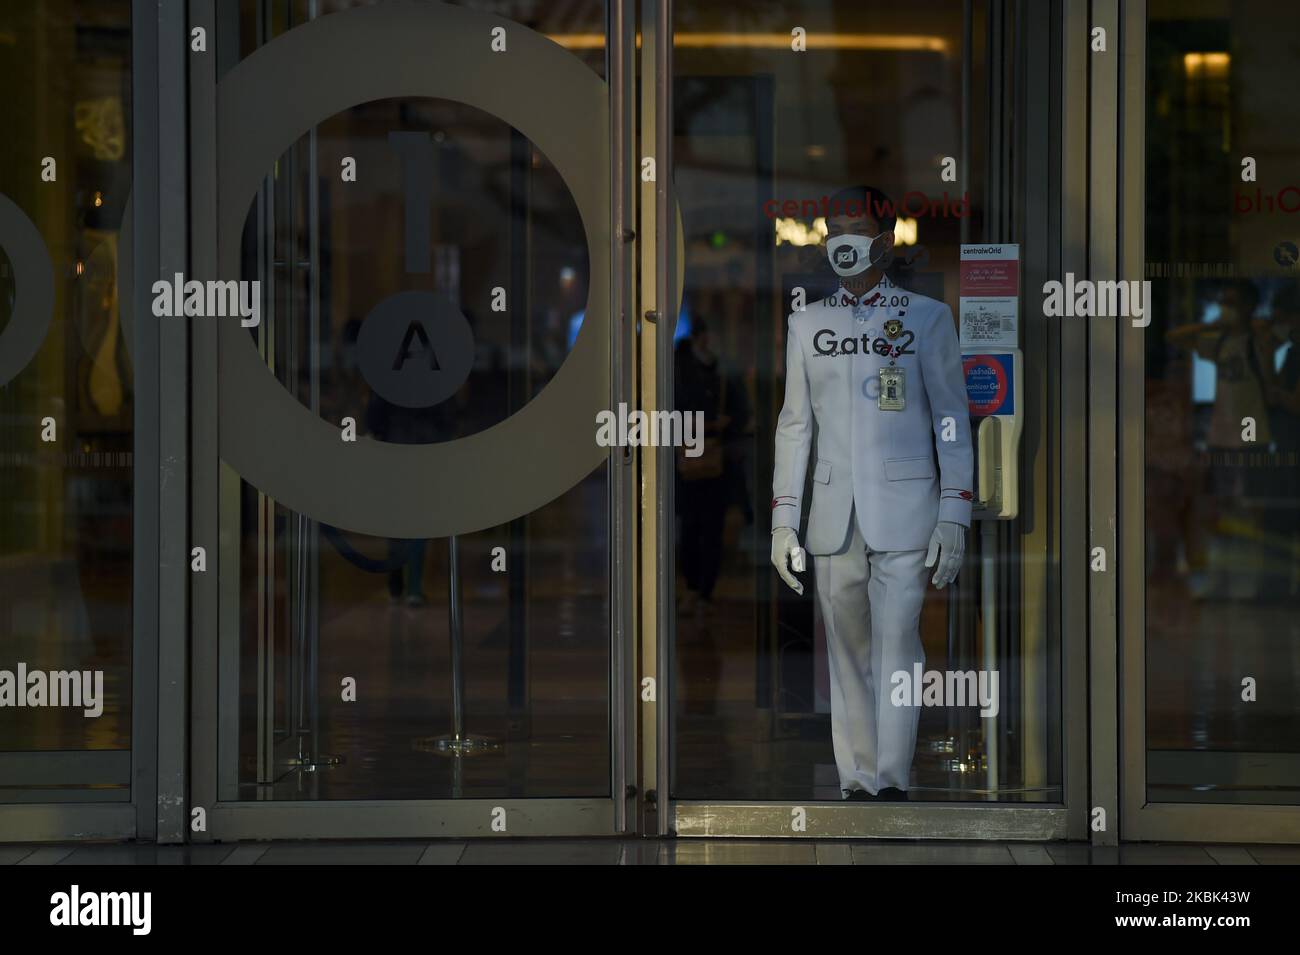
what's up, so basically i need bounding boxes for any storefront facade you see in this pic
[1,0,1296,845]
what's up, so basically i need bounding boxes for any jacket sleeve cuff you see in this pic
[938,491,973,527]
[771,497,800,531]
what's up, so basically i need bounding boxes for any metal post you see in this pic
[449,535,465,742]
[279,0,337,776]
[305,0,323,773]
[416,534,498,764]
[945,0,976,792]
[653,0,675,835]
[981,520,999,796]
[609,0,635,835]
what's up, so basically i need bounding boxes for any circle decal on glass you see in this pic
[212,2,682,538]
[0,195,55,388]
[356,292,475,410]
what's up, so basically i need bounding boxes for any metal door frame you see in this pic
[185,0,637,842]
[1108,0,1300,845]
[0,0,186,844]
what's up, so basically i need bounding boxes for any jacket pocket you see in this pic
[813,459,832,484]
[884,455,935,481]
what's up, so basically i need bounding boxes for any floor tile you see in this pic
[664,840,818,865]
[59,845,232,865]
[417,843,465,865]
[814,843,855,865]
[1247,846,1300,865]
[1205,846,1257,865]
[16,847,71,865]
[1008,844,1055,865]
[458,840,623,865]
[619,841,662,865]
[851,842,1014,865]
[220,845,270,865]
[1117,845,1216,865]
[256,842,426,865]
[1045,844,1119,865]
[2,838,1291,866]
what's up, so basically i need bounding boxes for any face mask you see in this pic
[826,233,883,276]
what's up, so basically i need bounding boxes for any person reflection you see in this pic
[1196,282,1276,450]
[1266,283,1300,599]
[364,353,439,610]
[1166,279,1278,600]
[675,315,749,617]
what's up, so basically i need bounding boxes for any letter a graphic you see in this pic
[393,321,440,371]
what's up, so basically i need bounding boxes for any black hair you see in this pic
[1271,281,1300,317]
[1218,279,1260,317]
[826,185,897,233]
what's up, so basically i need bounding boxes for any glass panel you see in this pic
[1145,0,1300,805]
[216,0,611,800]
[670,0,1063,803]
[0,0,133,799]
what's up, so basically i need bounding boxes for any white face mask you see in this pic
[826,233,883,276]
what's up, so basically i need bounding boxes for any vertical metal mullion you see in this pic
[155,0,191,844]
[948,0,974,792]
[981,0,1000,785]
[130,0,161,843]
[1059,0,1091,844]
[999,0,1017,795]
[1087,0,1121,848]
[1117,0,1147,841]
[189,0,223,831]
[961,0,972,247]
[306,0,322,769]
[987,1,1002,236]
[253,0,277,783]
[282,2,304,757]
[1018,0,1056,809]
[506,130,532,781]
[609,0,634,834]
[653,0,674,837]
[282,0,308,757]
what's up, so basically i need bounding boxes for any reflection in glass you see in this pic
[0,0,133,796]
[1146,1,1300,804]
[670,0,1062,804]
[220,3,610,800]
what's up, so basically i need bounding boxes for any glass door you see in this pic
[658,0,1083,839]
[189,0,633,839]
[0,0,137,841]
[1123,0,1300,842]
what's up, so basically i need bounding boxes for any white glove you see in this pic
[771,527,805,595]
[924,521,966,588]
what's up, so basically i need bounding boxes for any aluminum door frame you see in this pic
[1109,0,1300,845]
[656,0,1088,841]
[185,0,637,842]
[0,0,187,844]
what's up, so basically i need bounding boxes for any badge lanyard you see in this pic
[878,315,906,411]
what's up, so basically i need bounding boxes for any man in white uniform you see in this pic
[771,186,973,801]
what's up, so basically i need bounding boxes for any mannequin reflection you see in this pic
[770,186,973,801]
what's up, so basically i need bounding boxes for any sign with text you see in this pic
[963,353,1016,417]
[959,244,1020,347]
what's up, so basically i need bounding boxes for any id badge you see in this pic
[878,367,905,411]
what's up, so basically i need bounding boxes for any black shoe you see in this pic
[843,789,875,801]
[877,787,909,802]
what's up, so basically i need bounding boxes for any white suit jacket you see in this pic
[772,286,974,554]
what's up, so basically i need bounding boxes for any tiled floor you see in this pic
[0,839,1294,865]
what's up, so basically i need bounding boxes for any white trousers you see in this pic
[814,510,928,795]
